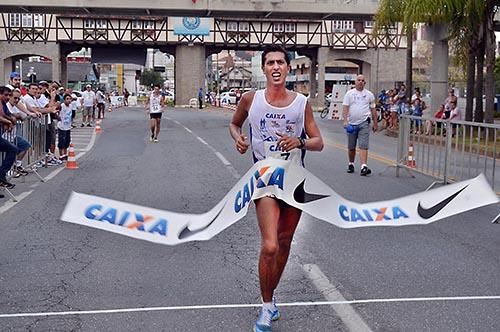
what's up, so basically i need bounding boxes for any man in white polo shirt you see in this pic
[342,74,378,176]
[81,84,96,127]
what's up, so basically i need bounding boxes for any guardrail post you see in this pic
[443,120,452,184]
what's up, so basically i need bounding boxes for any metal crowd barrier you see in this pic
[1,116,48,201]
[394,114,499,192]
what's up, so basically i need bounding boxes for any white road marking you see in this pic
[197,136,208,145]
[0,190,33,214]
[215,152,231,166]
[303,264,373,332]
[1,295,499,319]
[172,119,240,179]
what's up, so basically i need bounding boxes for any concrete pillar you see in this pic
[361,62,372,91]
[1,57,13,84]
[310,47,330,107]
[60,55,68,87]
[175,44,206,106]
[52,57,61,82]
[427,24,449,113]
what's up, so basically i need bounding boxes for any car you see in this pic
[220,91,237,104]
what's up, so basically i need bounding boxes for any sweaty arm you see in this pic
[229,91,254,154]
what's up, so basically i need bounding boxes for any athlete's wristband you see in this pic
[298,137,306,149]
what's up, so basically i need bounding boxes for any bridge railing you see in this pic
[394,114,499,192]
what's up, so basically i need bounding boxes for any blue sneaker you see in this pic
[253,308,273,332]
[271,296,280,321]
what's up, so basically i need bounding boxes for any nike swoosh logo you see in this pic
[293,180,330,204]
[178,203,226,240]
[417,185,468,219]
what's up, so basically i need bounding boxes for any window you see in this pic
[274,23,284,33]
[9,14,21,27]
[95,19,106,29]
[239,22,249,32]
[364,21,374,28]
[227,21,238,32]
[21,14,33,27]
[144,21,154,29]
[33,14,44,28]
[84,19,95,29]
[131,20,141,29]
[285,23,295,33]
[333,20,354,32]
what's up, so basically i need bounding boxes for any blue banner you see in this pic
[173,17,212,36]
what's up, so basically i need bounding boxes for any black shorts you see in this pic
[150,113,162,119]
[57,129,71,149]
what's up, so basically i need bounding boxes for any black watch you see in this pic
[298,137,306,149]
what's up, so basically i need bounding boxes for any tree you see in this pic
[375,0,498,123]
[140,69,164,87]
[494,57,500,94]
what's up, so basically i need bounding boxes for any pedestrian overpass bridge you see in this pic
[0,1,496,108]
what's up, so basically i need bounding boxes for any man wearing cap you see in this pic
[81,85,96,127]
[8,71,27,96]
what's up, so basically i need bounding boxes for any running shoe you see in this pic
[360,166,371,176]
[347,164,355,173]
[87,123,92,127]
[271,296,280,321]
[150,135,154,142]
[154,138,159,143]
[253,308,274,332]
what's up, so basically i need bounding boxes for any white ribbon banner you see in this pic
[61,158,499,245]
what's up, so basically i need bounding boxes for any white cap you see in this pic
[86,84,91,88]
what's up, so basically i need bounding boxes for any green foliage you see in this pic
[140,69,164,87]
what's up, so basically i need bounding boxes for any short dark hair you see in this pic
[261,45,290,67]
[63,93,72,100]
[28,83,38,89]
[0,86,11,94]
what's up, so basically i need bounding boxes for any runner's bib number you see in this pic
[264,141,300,163]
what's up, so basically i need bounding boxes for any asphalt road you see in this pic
[0,106,499,331]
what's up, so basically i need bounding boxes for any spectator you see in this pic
[444,88,457,113]
[36,83,61,166]
[449,101,462,137]
[70,94,79,128]
[342,74,378,176]
[396,83,407,114]
[5,89,31,177]
[8,71,21,90]
[96,89,105,119]
[0,86,17,189]
[81,84,96,127]
[57,94,73,160]
[412,98,423,134]
[123,88,130,106]
[388,89,399,130]
[410,87,421,105]
[198,87,203,109]
[425,104,445,135]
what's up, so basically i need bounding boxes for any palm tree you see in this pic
[375,0,497,123]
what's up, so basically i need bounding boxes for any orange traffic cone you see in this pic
[95,120,102,134]
[407,142,416,168]
[66,143,79,169]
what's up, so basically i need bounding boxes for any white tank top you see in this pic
[248,90,306,163]
[149,93,162,113]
